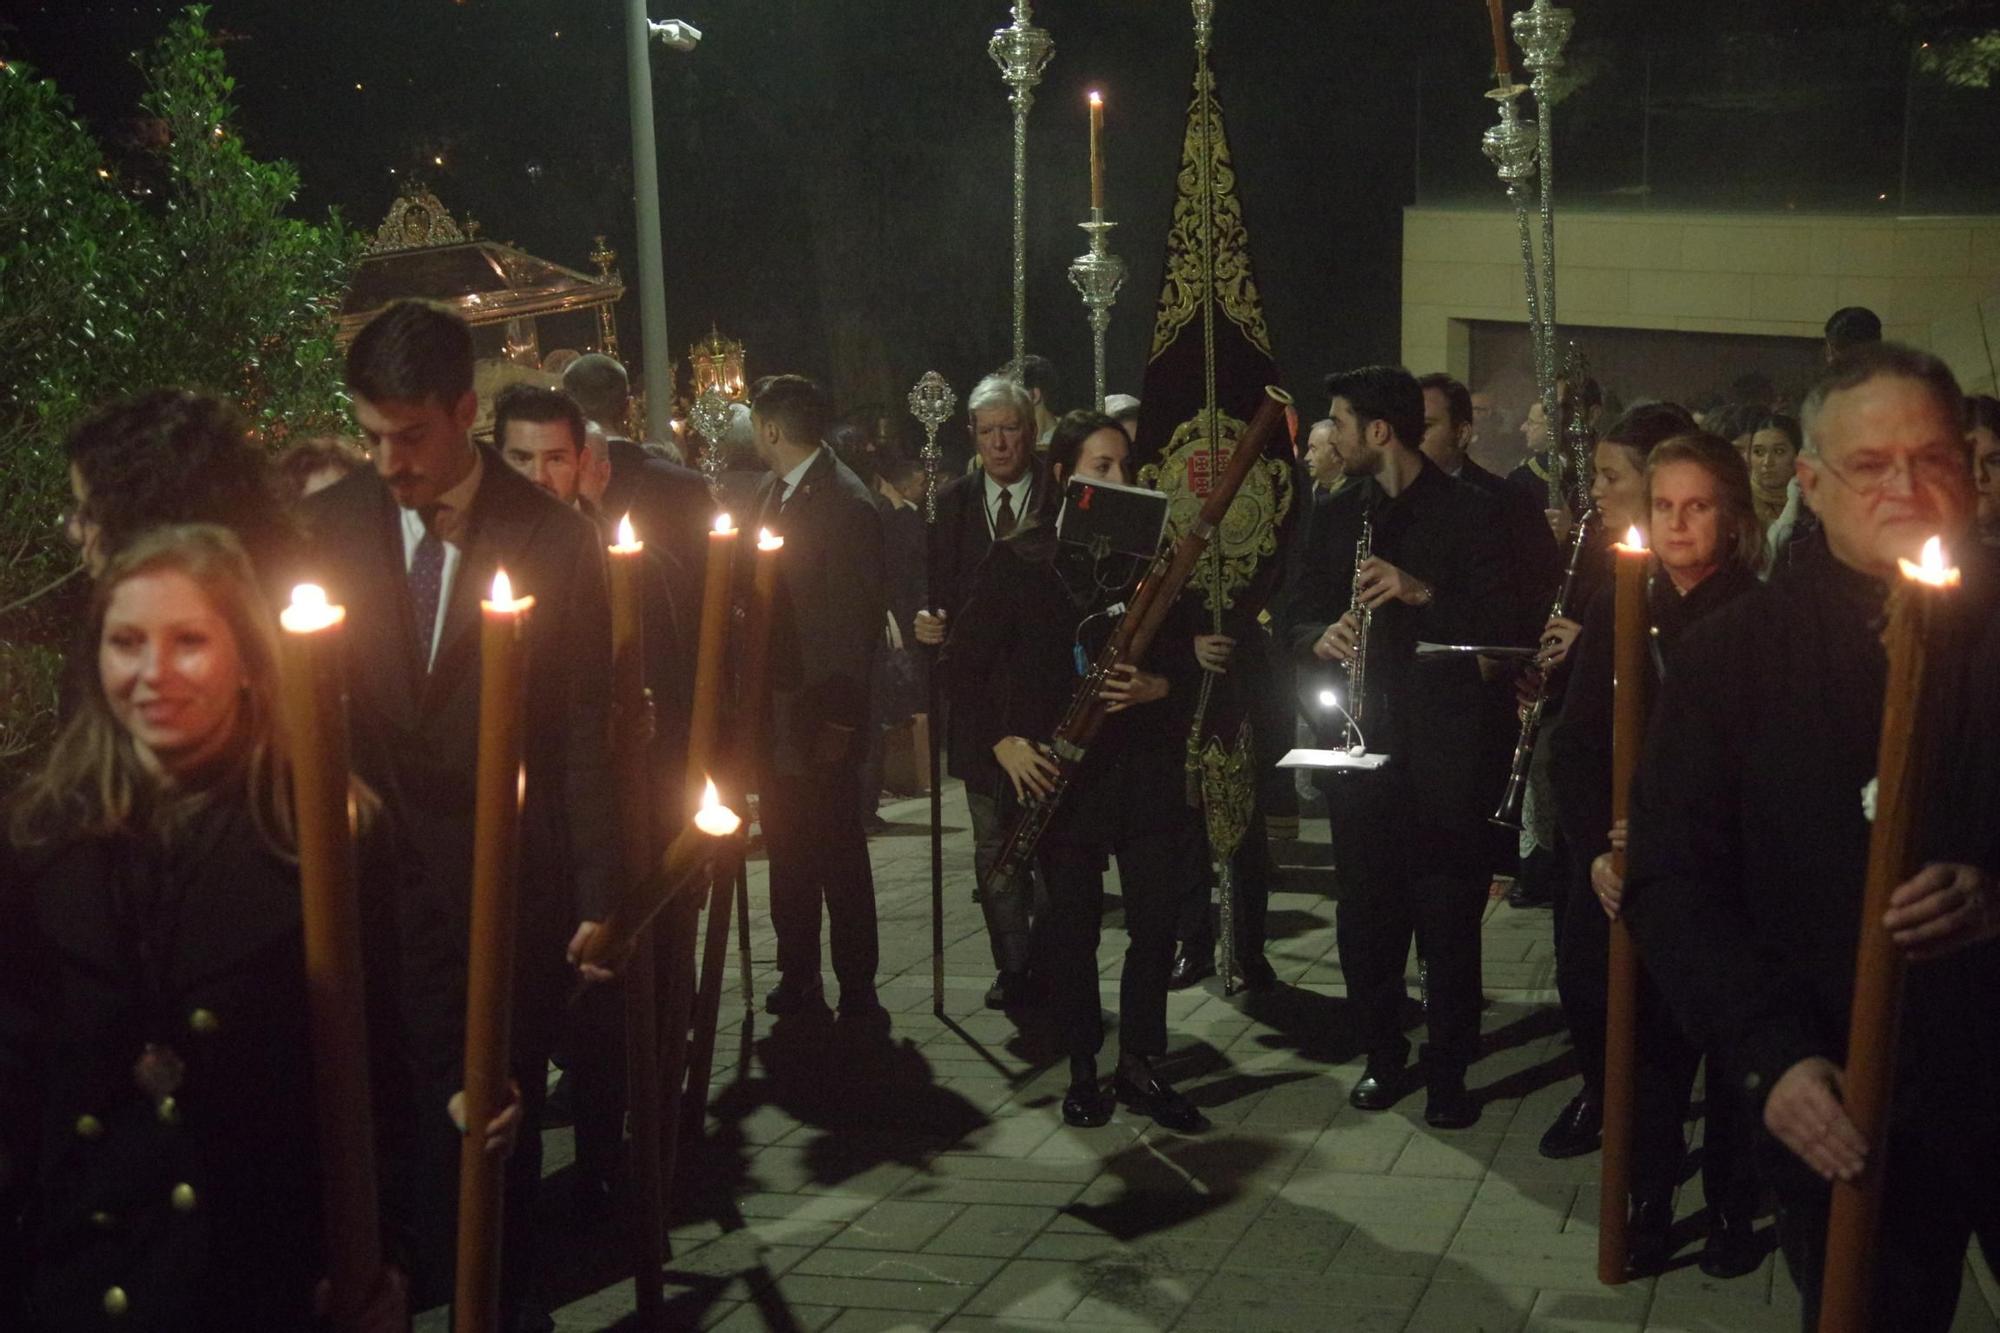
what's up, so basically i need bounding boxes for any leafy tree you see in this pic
[0,4,358,782]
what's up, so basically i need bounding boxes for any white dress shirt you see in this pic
[777,447,822,507]
[398,448,483,669]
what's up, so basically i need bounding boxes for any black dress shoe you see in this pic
[1234,953,1278,992]
[836,988,885,1019]
[1168,943,1215,990]
[765,978,827,1016]
[1112,1070,1209,1133]
[1505,878,1555,909]
[1537,1092,1603,1159]
[1348,1058,1406,1111]
[1061,1081,1114,1128]
[1424,1072,1480,1129]
[983,970,1036,1009]
[1698,1209,1763,1279]
[1625,1194,1675,1278]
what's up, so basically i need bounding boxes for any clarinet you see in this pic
[1491,506,1597,829]
[1342,506,1375,750]
[983,387,1292,892]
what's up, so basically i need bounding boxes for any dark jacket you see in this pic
[0,792,426,1331]
[1284,457,1533,831]
[1460,456,1563,612]
[754,449,886,778]
[1624,550,2000,1119]
[300,450,616,1076]
[939,528,1198,839]
[1548,561,1761,873]
[603,437,710,625]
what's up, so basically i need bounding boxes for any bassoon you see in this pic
[983,386,1292,891]
[1491,506,1596,829]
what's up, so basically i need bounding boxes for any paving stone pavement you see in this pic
[431,783,2000,1333]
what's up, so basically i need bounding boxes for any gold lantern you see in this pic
[688,325,746,402]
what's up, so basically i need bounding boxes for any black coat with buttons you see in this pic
[0,788,423,1331]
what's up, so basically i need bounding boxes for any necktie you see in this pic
[408,508,445,670]
[993,487,1017,540]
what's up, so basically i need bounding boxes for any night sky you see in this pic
[5,1,1989,452]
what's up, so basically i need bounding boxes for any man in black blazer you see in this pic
[302,300,615,1329]
[749,375,888,1018]
[912,374,1058,1008]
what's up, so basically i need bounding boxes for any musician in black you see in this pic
[941,411,1208,1133]
[1287,366,1530,1128]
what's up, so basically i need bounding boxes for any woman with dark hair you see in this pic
[1969,393,2000,545]
[1,526,507,1330]
[1545,434,1769,1279]
[941,416,1209,1131]
[1744,411,1803,529]
[63,391,300,593]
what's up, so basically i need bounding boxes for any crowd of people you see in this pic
[2,296,1997,1331]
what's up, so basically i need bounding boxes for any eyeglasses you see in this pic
[1811,448,1967,497]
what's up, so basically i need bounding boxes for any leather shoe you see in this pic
[1168,943,1215,990]
[1698,1209,1763,1279]
[1348,1058,1406,1111]
[1537,1092,1603,1159]
[836,988,885,1019]
[1112,1070,1209,1133]
[1505,877,1555,909]
[1234,953,1278,992]
[1061,1081,1114,1128]
[1625,1194,1675,1277]
[765,977,827,1017]
[983,970,1036,1009]
[1424,1072,1480,1129]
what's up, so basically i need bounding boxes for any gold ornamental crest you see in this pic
[1140,407,1294,613]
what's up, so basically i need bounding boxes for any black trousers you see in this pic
[1326,779,1487,1074]
[966,789,1042,974]
[1040,811,1203,1062]
[764,766,879,994]
[1770,1116,2000,1332]
[1556,851,1759,1213]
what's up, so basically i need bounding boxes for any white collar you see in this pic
[779,447,822,497]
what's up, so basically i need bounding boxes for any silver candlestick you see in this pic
[1513,0,1576,503]
[1067,213,1126,411]
[688,384,732,500]
[989,2,1054,370]
[1481,82,1560,513]
[908,372,956,524]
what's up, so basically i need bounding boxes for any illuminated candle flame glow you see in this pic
[484,568,533,613]
[713,512,736,536]
[692,776,743,837]
[758,527,784,552]
[614,512,639,551]
[281,582,345,633]
[1897,535,1961,588]
[1615,525,1647,553]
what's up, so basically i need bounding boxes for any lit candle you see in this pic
[1598,523,1648,1285]
[741,529,785,764]
[1486,0,1513,80]
[576,774,744,970]
[455,567,534,1331]
[1819,536,1961,1331]
[278,584,385,1321]
[685,514,740,808]
[693,776,745,837]
[1088,90,1105,213]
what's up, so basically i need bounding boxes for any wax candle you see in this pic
[454,568,534,1333]
[1486,0,1513,80]
[1088,90,1105,213]
[279,584,385,1323]
[1819,536,1961,1331]
[684,514,739,805]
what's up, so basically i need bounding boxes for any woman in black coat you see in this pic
[1547,434,1770,1280]
[1,525,485,1331]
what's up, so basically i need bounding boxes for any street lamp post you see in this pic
[624,6,700,444]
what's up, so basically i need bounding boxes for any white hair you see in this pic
[966,374,1033,427]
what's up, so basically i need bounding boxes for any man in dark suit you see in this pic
[303,300,615,1330]
[750,375,888,1018]
[912,374,1058,1008]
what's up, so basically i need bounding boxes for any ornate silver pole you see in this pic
[989,3,1053,369]
[1514,0,1574,505]
[909,371,957,1015]
[688,384,731,500]
[1067,213,1126,410]
[1481,83,1560,512]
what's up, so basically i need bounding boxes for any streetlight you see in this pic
[625,8,701,443]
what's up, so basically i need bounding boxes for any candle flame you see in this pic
[1897,535,1962,588]
[492,568,513,604]
[758,527,784,552]
[1088,89,1102,106]
[617,513,636,547]
[713,511,736,535]
[1615,524,1648,553]
[280,582,345,633]
[692,776,743,837]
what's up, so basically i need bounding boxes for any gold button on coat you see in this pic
[74,1113,103,1140]
[103,1286,129,1315]
[170,1183,196,1212]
